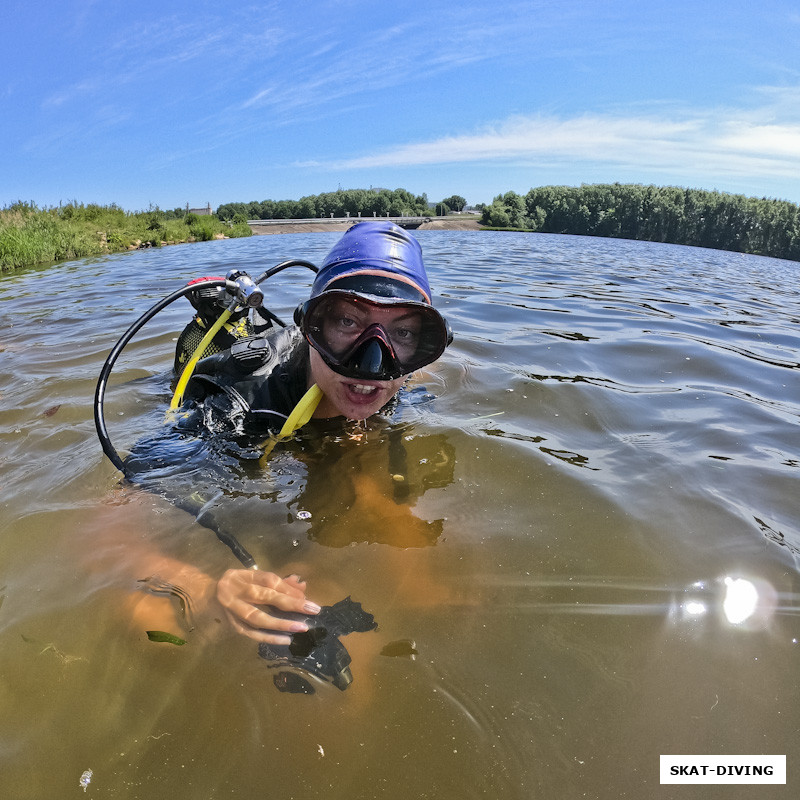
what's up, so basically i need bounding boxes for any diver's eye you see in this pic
[336,315,359,330]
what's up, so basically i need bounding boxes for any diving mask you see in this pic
[295,290,451,381]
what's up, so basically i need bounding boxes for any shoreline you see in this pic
[247,217,484,235]
[0,215,485,274]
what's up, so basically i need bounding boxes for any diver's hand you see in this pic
[216,569,321,644]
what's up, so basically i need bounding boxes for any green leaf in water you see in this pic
[146,630,186,646]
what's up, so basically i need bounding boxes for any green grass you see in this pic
[0,202,252,273]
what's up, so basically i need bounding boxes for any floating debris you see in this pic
[296,510,312,520]
[79,769,93,792]
[20,633,86,664]
[469,411,504,421]
[146,630,186,646]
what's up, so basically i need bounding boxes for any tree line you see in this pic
[480,183,800,262]
[216,188,467,223]
[216,182,800,261]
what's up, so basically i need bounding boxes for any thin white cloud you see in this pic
[305,107,800,183]
[235,10,548,120]
[717,122,800,159]
[42,77,105,109]
[41,13,286,112]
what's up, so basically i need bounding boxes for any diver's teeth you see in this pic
[351,384,377,395]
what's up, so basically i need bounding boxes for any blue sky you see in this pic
[3,0,800,211]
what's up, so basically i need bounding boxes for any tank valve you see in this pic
[226,269,264,308]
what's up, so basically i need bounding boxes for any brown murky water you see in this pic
[1,231,798,799]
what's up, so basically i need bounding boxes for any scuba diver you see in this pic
[97,221,453,656]
[173,221,450,439]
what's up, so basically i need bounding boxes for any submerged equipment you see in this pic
[93,260,318,568]
[258,596,378,692]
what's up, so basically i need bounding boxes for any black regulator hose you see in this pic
[93,260,319,569]
[93,278,227,472]
[255,258,318,285]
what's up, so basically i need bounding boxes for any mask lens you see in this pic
[302,292,447,378]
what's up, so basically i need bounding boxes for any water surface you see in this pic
[1,231,798,799]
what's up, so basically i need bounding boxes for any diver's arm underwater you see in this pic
[106,418,325,644]
[78,492,318,646]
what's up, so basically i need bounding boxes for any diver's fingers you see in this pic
[226,571,319,615]
[283,573,307,590]
[222,608,293,645]
[243,586,318,616]
[217,568,309,607]
[216,569,321,643]
[223,596,307,635]
[239,585,314,614]
[244,569,308,599]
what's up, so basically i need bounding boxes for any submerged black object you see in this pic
[273,671,315,694]
[258,597,377,692]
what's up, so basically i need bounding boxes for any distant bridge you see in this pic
[247,215,434,230]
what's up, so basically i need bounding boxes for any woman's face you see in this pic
[308,299,416,420]
[309,349,406,420]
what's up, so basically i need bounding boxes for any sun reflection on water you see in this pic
[672,575,780,629]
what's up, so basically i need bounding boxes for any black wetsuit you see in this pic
[126,322,453,562]
[125,326,308,509]
[178,326,310,439]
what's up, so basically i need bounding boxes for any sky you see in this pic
[2,0,800,212]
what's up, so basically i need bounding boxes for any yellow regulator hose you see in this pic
[260,383,323,462]
[278,383,323,437]
[169,308,233,412]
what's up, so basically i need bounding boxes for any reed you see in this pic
[0,202,251,273]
